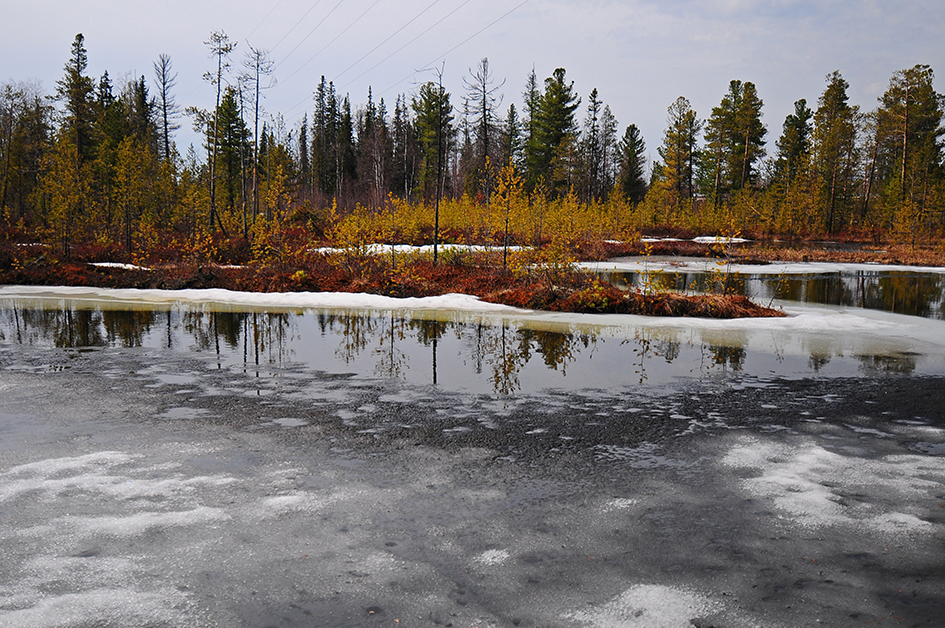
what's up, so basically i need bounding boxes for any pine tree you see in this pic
[581,88,603,202]
[411,81,454,201]
[774,99,813,183]
[875,65,944,216]
[701,80,766,200]
[1,82,52,217]
[812,71,860,233]
[528,68,580,195]
[658,96,701,206]
[56,34,96,165]
[202,30,236,234]
[617,124,647,204]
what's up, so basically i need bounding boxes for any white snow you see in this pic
[723,437,943,532]
[0,587,193,628]
[569,585,717,628]
[474,549,511,565]
[601,497,639,511]
[691,236,751,244]
[25,507,232,537]
[313,243,527,256]
[0,284,520,313]
[89,261,150,271]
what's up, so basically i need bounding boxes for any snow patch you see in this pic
[601,497,639,511]
[723,437,943,532]
[474,549,511,565]
[24,507,230,538]
[0,285,522,314]
[569,584,717,628]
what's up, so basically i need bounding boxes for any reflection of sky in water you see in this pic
[2,287,945,396]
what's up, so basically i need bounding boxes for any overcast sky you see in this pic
[3,0,943,164]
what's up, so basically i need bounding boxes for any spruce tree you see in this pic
[618,124,647,204]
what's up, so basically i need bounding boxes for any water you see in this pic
[2,286,945,628]
[595,261,945,319]
[3,286,945,397]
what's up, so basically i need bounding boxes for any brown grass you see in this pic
[0,249,785,319]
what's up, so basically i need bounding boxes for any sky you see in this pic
[3,0,943,165]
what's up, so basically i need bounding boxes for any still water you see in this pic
[598,263,945,320]
[3,288,944,397]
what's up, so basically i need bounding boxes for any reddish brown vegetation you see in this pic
[0,239,785,318]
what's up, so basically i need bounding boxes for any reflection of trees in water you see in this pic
[707,344,746,370]
[9,307,107,348]
[181,310,294,368]
[623,329,682,383]
[808,353,832,372]
[318,312,376,365]
[487,323,526,395]
[874,274,944,319]
[3,306,154,349]
[214,312,246,349]
[101,310,155,347]
[857,352,917,375]
[767,272,945,319]
[482,324,596,395]
[374,314,410,380]
[246,312,293,367]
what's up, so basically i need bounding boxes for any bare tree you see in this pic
[463,58,504,198]
[203,30,236,234]
[152,53,180,162]
[241,44,275,226]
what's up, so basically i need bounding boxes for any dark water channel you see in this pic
[603,268,945,319]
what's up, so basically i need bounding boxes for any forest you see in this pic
[1,32,944,271]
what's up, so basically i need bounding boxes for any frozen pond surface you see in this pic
[1,284,944,627]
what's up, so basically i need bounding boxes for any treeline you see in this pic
[1,32,944,262]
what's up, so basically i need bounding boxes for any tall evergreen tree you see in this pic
[56,34,96,165]
[581,88,603,202]
[504,102,524,169]
[202,30,236,233]
[875,64,944,206]
[527,68,580,195]
[812,71,860,232]
[701,80,766,200]
[658,96,702,205]
[412,81,454,201]
[774,99,813,182]
[0,80,51,218]
[617,123,647,204]
[390,94,418,199]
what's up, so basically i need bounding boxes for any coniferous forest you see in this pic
[1,33,944,309]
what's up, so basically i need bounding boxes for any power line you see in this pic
[274,0,344,70]
[333,0,444,84]
[269,0,323,52]
[279,0,528,123]
[339,0,473,91]
[247,0,286,41]
[379,0,531,96]
[279,0,384,86]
